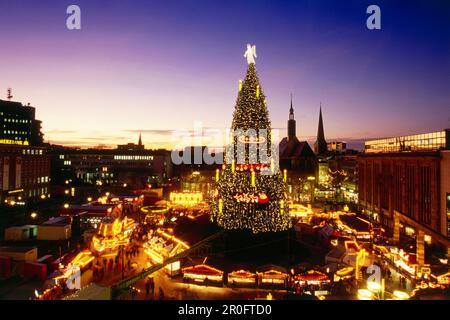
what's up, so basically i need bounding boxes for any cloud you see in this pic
[125,129,175,135]
[45,129,77,134]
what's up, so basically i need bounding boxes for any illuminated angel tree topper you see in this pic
[211,46,292,234]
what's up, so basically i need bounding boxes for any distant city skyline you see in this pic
[1,0,449,150]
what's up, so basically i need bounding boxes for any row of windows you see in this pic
[2,118,31,123]
[114,155,154,161]
[22,149,44,155]
[37,176,49,183]
[365,130,447,153]
[60,154,155,161]
[359,160,434,226]
[3,130,28,135]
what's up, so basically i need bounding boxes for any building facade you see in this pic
[1,98,49,205]
[50,145,172,188]
[0,99,44,146]
[358,129,450,260]
[278,97,317,202]
[0,144,51,205]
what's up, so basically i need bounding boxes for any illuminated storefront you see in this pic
[169,192,203,206]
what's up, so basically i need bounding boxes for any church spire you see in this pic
[138,132,142,146]
[287,93,296,140]
[289,93,294,119]
[314,103,327,155]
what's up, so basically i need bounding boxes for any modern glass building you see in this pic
[365,129,449,153]
[358,128,450,262]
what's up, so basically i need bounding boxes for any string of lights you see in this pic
[210,63,291,233]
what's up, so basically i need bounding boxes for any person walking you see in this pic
[145,279,151,296]
[151,281,155,297]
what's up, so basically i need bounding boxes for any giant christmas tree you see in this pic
[211,45,292,234]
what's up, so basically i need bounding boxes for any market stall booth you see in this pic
[389,247,417,276]
[91,217,136,258]
[294,270,331,296]
[182,264,223,286]
[54,250,95,289]
[257,266,288,288]
[227,270,257,287]
[334,266,354,281]
[37,251,95,300]
[144,228,190,276]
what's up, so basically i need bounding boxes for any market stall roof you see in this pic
[64,283,111,300]
[336,266,354,277]
[182,264,223,276]
[296,270,330,282]
[228,270,256,278]
[257,264,287,274]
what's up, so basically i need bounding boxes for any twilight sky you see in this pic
[0,0,449,150]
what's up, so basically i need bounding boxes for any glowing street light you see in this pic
[357,289,373,300]
[392,290,409,300]
[367,281,381,292]
[31,212,38,219]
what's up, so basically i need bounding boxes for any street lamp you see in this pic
[31,212,38,219]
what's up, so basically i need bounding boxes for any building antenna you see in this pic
[7,88,13,101]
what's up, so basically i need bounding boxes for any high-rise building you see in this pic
[358,129,450,260]
[1,97,49,205]
[0,99,44,146]
[314,104,328,156]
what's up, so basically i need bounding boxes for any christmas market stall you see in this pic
[389,247,418,276]
[143,228,190,276]
[257,265,288,288]
[182,264,224,286]
[294,270,331,296]
[227,269,257,287]
[334,266,354,282]
[37,251,95,300]
[91,217,136,258]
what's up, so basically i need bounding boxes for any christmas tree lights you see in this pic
[211,59,292,233]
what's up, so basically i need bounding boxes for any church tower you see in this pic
[287,94,296,141]
[138,132,143,147]
[314,104,328,156]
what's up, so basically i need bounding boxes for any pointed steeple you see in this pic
[314,103,327,155]
[289,93,294,119]
[287,93,296,140]
[138,132,142,146]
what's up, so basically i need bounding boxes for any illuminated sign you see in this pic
[233,192,269,204]
[238,136,266,144]
[0,139,29,145]
[235,164,269,172]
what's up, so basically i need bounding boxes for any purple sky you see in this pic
[0,0,449,149]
